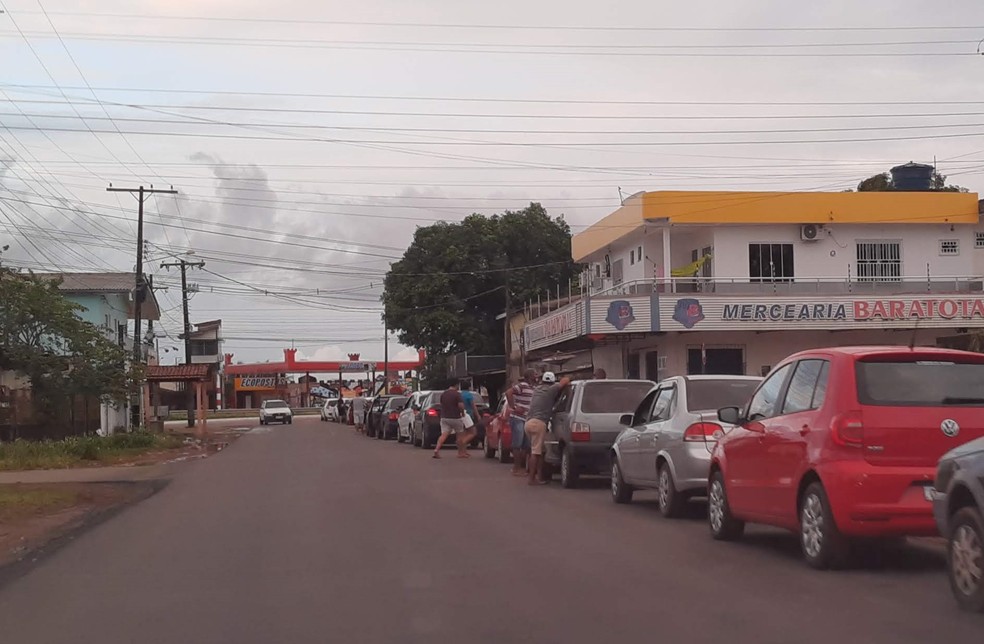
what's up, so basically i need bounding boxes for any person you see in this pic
[525,371,572,486]
[458,380,481,454]
[351,394,367,433]
[505,369,536,476]
[593,368,607,380]
[434,380,467,459]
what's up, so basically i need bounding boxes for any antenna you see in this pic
[617,187,625,206]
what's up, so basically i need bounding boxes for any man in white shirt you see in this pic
[351,395,367,433]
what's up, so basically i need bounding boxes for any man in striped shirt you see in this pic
[505,369,536,476]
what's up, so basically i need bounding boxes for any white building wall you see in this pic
[591,344,624,379]
[711,223,978,281]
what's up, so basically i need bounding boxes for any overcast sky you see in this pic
[1,0,983,370]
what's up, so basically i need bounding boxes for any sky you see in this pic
[1,0,983,370]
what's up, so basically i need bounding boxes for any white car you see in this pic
[259,399,293,425]
[397,391,432,444]
[320,399,341,422]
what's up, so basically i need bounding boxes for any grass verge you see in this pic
[0,432,185,471]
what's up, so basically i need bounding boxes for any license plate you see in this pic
[923,487,935,502]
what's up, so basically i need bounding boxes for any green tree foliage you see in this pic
[383,203,580,364]
[855,170,967,192]
[0,261,133,417]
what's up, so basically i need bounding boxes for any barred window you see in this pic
[939,239,959,256]
[856,241,901,282]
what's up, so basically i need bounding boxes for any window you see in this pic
[939,239,960,256]
[856,359,984,407]
[811,361,830,409]
[632,390,658,426]
[856,241,901,281]
[781,360,829,414]
[554,385,575,413]
[582,381,653,413]
[650,387,676,422]
[976,232,984,249]
[746,363,793,421]
[701,245,713,278]
[612,258,624,285]
[748,243,794,282]
[630,250,635,265]
[638,246,643,262]
[686,379,760,412]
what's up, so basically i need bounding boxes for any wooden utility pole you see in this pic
[161,257,205,427]
[107,184,177,428]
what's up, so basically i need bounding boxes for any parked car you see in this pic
[710,346,984,569]
[932,436,984,612]
[320,399,341,422]
[611,375,762,516]
[375,395,408,440]
[365,395,389,438]
[259,399,292,425]
[398,391,432,444]
[482,396,513,463]
[412,392,489,449]
[545,379,654,488]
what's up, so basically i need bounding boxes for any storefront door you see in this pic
[686,348,745,376]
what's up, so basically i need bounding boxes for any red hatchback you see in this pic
[709,346,984,568]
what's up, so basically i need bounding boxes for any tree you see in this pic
[855,170,967,192]
[383,203,580,369]
[0,262,133,419]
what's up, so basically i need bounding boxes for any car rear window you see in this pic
[264,400,288,408]
[580,382,653,413]
[387,397,408,409]
[686,379,761,411]
[857,360,984,407]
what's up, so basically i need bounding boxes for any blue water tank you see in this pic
[890,162,934,191]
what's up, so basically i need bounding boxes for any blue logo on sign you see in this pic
[605,300,636,331]
[673,298,705,329]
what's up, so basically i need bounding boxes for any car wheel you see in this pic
[708,471,745,541]
[421,429,431,450]
[397,430,406,444]
[800,482,852,570]
[259,419,265,425]
[560,446,580,489]
[484,436,495,459]
[657,463,686,519]
[948,506,984,612]
[611,457,633,504]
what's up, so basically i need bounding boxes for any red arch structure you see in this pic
[224,348,426,376]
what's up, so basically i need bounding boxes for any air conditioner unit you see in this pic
[800,224,821,242]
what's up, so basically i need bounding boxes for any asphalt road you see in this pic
[1,415,980,643]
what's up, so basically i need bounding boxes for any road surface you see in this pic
[1,415,979,643]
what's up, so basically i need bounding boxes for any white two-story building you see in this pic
[522,188,983,381]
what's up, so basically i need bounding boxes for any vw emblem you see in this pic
[941,419,960,438]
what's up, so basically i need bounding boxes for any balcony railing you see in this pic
[593,275,984,298]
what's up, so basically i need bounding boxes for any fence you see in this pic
[0,388,102,442]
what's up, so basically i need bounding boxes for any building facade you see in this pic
[524,190,984,380]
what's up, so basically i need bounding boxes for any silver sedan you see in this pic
[610,375,761,517]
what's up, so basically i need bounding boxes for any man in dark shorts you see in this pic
[434,380,466,459]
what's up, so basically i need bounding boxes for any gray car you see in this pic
[932,436,984,613]
[545,379,654,489]
[610,376,761,517]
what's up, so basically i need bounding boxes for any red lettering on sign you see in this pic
[909,300,926,318]
[926,300,938,317]
[939,300,958,319]
[888,300,905,320]
[871,301,888,320]
[854,301,870,320]
[973,300,984,319]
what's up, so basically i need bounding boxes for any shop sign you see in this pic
[588,294,658,335]
[340,361,377,372]
[524,302,584,351]
[661,295,984,331]
[235,375,288,391]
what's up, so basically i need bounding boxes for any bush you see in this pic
[0,431,182,470]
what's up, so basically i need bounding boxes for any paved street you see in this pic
[0,415,980,643]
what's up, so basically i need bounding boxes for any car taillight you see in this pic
[831,411,864,448]
[683,422,722,442]
[426,408,438,417]
[571,422,591,442]
[388,412,399,421]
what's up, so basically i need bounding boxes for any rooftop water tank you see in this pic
[890,161,934,191]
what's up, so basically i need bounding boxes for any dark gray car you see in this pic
[932,436,984,612]
[545,379,654,489]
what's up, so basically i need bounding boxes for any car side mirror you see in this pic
[717,407,742,425]
[619,413,633,426]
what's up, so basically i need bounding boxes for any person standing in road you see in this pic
[525,371,571,486]
[505,369,536,476]
[351,394,367,433]
[434,380,467,459]
[458,380,481,453]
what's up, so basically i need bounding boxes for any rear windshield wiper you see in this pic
[941,397,984,405]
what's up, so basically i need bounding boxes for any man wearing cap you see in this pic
[524,371,571,486]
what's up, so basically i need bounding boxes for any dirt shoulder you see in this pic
[0,482,161,573]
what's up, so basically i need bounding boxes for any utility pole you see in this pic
[107,184,177,429]
[383,320,389,395]
[161,257,205,428]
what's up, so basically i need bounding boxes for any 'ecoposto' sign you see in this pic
[662,295,984,331]
[235,375,288,391]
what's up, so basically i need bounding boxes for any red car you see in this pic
[482,397,512,463]
[710,346,984,569]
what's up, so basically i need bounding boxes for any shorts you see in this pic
[524,418,547,456]
[509,416,530,450]
[440,417,466,435]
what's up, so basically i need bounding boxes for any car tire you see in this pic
[496,439,511,464]
[947,506,984,612]
[657,463,686,519]
[397,431,406,444]
[611,457,633,504]
[484,436,495,459]
[800,482,852,570]
[560,446,580,489]
[259,419,265,425]
[421,429,431,450]
[708,471,745,541]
